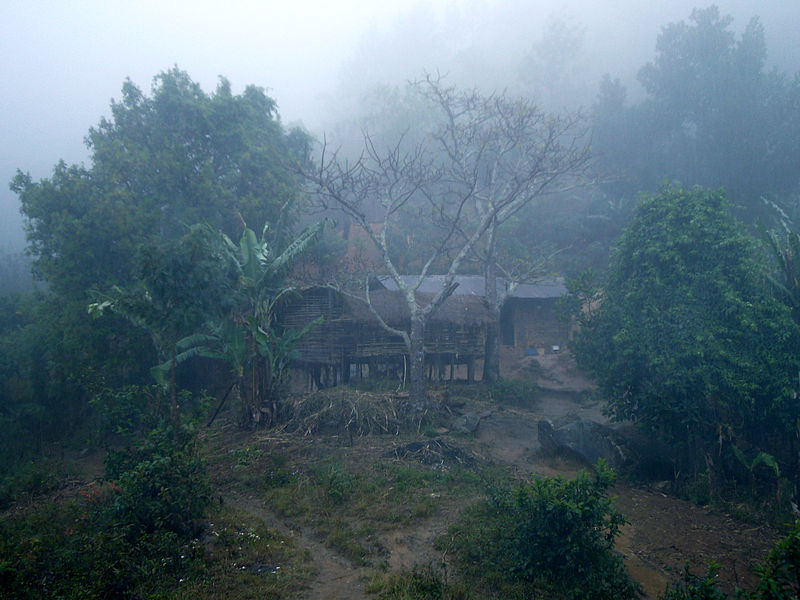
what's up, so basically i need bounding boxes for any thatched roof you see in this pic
[341,289,491,327]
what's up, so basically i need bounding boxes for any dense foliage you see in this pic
[12,68,308,299]
[573,185,800,486]
[441,461,641,599]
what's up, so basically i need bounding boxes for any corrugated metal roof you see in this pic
[374,275,566,299]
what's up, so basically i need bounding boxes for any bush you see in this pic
[90,384,209,445]
[751,519,800,599]
[105,420,212,539]
[441,461,641,599]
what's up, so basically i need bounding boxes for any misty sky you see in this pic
[2,0,798,251]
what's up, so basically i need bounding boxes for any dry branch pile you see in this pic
[287,389,420,437]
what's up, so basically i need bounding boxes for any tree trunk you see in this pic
[483,225,501,384]
[483,318,501,384]
[408,315,428,410]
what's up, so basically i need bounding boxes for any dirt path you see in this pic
[229,492,370,600]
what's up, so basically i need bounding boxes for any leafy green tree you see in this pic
[13,67,308,300]
[573,185,800,479]
[7,68,309,443]
[89,223,240,407]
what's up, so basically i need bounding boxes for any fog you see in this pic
[2,0,799,252]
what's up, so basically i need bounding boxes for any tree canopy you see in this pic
[12,67,309,299]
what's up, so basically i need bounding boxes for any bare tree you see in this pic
[303,76,590,407]
[422,78,591,383]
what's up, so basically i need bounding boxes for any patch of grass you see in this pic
[231,445,265,469]
[164,506,312,599]
[318,518,376,566]
[209,437,494,570]
[366,564,469,600]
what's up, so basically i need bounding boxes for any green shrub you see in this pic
[0,412,212,599]
[313,461,359,506]
[751,519,800,599]
[441,461,641,599]
[105,420,212,539]
[90,384,209,445]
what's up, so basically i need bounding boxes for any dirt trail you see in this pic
[230,492,370,600]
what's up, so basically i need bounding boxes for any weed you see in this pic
[314,461,359,506]
[319,518,371,566]
[231,445,264,469]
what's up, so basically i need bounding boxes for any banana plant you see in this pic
[90,219,324,428]
[761,225,800,324]
[153,218,325,427]
[221,219,325,427]
[731,444,781,499]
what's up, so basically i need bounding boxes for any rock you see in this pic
[538,418,675,479]
[538,418,626,468]
[452,412,482,434]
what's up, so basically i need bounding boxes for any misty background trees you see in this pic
[592,6,800,222]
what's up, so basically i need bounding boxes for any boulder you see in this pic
[538,418,627,469]
[538,419,674,479]
[452,412,482,434]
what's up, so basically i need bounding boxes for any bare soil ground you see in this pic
[215,351,782,599]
